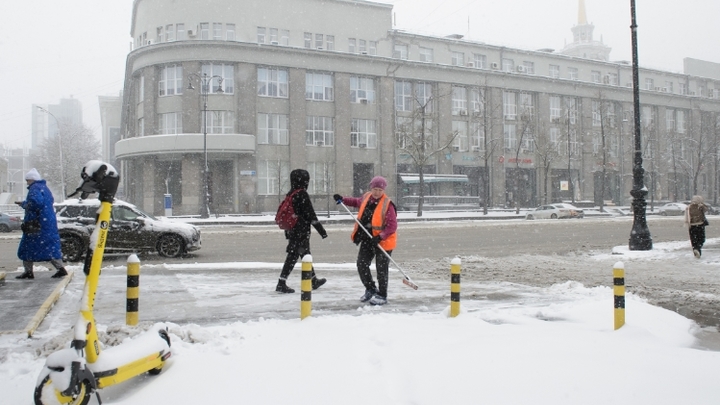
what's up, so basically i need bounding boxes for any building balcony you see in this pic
[114,133,256,159]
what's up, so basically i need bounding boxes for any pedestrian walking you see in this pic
[685,195,709,258]
[275,169,328,293]
[333,175,397,305]
[15,168,68,279]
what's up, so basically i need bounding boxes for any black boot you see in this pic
[51,268,68,278]
[275,279,295,294]
[15,272,34,279]
[311,277,327,290]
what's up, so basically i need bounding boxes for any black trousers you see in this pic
[357,240,392,298]
[279,237,316,280]
[689,225,706,252]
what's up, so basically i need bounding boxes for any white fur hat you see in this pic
[25,168,41,181]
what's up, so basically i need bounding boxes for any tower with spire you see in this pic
[559,0,611,61]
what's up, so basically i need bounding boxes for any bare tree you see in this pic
[396,93,458,217]
[34,122,101,199]
[533,121,560,205]
[470,85,501,214]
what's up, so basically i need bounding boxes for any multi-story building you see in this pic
[118,0,720,216]
[32,98,83,150]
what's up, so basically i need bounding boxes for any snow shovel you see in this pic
[339,201,419,290]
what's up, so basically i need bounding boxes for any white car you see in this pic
[656,202,687,216]
[525,204,584,220]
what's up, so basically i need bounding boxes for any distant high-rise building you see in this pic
[31,97,83,149]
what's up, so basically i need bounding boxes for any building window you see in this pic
[307,162,334,195]
[415,82,433,113]
[522,61,535,74]
[226,24,235,41]
[201,64,234,94]
[213,23,222,40]
[306,72,334,101]
[473,53,487,69]
[393,44,408,60]
[452,86,467,115]
[176,23,185,40]
[304,32,312,48]
[204,111,234,133]
[452,121,468,151]
[470,88,484,114]
[369,41,377,55]
[503,124,516,150]
[676,110,686,133]
[280,30,289,46]
[645,78,654,90]
[395,80,413,112]
[257,113,289,145]
[159,65,183,96]
[351,119,377,148]
[268,28,278,44]
[666,109,675,132]
[591,71,601,83]
[158,112,182,134]
[156,26,164,43]
[549,96,561,121]
[592,100,601,127]
[348,38,356,53]
[419,47,433,62]
[358,39,366,54]
[257,27,266,43]
[664,81,673,93]
[679,82,688,95]
[470,121,485,151]
[258,67,289,98]
[326,35,335,51]
[138,75,144,103]
[502,58,514,72]
[350,77,375,103]
[549,127,560,151]
[315,33,324,49]
[503,91,516,120]
[519,93,534,118]
[258,160,289,195]
[549,64,560,79]
[452,52,464,66]
[199,23,209,40]
[565,97,578,124]
[306,116,334,146]
[165,24,175,42]
[608,73,618,85]
[568,67,578,80]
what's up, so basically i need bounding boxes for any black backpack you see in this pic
[275,189,301,230]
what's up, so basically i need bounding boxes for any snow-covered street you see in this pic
[2,238,720,404]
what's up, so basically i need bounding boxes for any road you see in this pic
[2,215,719,330]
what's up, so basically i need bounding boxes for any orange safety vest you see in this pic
[351,193,397,250]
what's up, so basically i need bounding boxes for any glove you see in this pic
[321,232,328,239]
[371,235,382,245]
[333,194,343,205]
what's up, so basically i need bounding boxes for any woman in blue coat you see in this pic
[15,168,67,279]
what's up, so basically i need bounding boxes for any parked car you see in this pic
[656,202,687,216]
[55,198,201,262]
[0,212,22,232]
[525,203,584,220]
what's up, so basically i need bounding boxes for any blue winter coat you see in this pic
[17,180,63,262]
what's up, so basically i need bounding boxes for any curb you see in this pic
[0,271,74,337]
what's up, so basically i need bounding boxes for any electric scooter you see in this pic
[34,161,171,405]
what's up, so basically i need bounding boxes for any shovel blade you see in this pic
[402,277,419,290]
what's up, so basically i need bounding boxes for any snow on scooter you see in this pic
[34,161,171,405]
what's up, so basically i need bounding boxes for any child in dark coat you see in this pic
[276,169,328,293]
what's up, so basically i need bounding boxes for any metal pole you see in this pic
[202,74,210,219]
[628,0,652,250]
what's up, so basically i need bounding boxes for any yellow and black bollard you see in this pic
[613,261,625,330]
[300,254,312,320]
[450,257,461,317]
[126,254,140,326]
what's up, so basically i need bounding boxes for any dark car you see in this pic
[55,199,201,262]
[0,212,22,232]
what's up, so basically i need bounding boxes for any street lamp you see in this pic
[628,0,652,250]
[36,106,67,199]
[187,72,224,218]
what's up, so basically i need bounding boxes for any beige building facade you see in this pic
[118,0,720,215]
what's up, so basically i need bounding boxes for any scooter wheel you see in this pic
[34,375,92,405]
[148,364,164,375]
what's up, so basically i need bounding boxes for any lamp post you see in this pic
[187,72,224,218]
[36,106,67,199]
[628,0,652,250]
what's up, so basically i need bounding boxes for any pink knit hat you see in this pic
[369,176,387,190]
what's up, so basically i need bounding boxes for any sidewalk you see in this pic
[0,271,73,337]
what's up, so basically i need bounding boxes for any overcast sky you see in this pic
[1,0,718,149]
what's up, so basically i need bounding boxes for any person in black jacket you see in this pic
[276,169,328,293]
